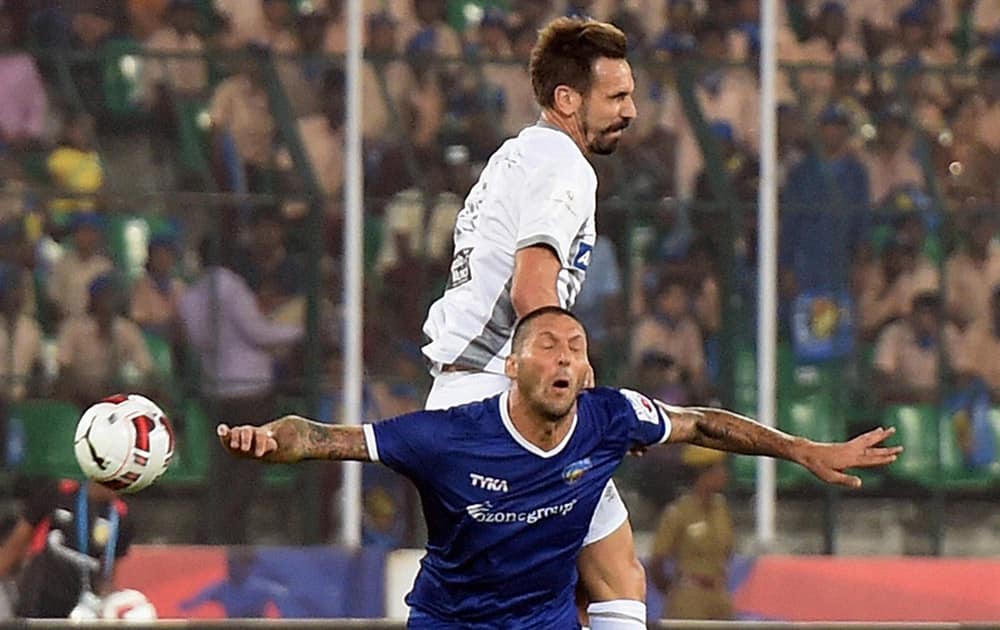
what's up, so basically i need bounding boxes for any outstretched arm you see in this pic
[217,415,371,463]
[661,404,902,488]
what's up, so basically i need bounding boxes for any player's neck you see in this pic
[539,110,589,155]
[507,390,575,451]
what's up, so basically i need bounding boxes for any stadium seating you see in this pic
[160,398,210,486]
[15,398,84,479]
[882,404,999,490]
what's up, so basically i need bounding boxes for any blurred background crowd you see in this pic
[2,0,1000,549]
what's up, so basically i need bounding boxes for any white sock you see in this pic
[587,599,647,629]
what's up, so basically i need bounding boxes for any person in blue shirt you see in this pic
[218,306,901,629]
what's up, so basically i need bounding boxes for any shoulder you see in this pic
[877,320,909,343]
[114,316,145,339]
[516,128,596,186]
[580,387,657,421]
[60,315,92,336]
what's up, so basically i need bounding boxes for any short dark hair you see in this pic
[529,17,628,109]
[911,292,941,313]
[510,306,585,353]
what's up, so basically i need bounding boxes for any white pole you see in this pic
[756,0,779,549]
[340,0,364,548]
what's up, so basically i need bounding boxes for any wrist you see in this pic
[788,435,817,466]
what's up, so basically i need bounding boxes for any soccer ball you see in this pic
[101,589,157,620]
[73,394,174,493]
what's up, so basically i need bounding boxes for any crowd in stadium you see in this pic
[2,0,1000,544]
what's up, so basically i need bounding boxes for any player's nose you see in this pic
[621,95,637,120]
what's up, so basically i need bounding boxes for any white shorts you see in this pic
[425,369,629,547]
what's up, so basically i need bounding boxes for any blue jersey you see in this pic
[363,387,671,629]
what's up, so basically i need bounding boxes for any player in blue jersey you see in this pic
[218,306,902,629]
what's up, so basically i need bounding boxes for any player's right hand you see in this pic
[218,424,278,459]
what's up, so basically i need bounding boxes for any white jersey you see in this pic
[422,124,598,375]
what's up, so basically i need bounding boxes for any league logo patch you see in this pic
[562,457,593,485]
[619,389,659,425]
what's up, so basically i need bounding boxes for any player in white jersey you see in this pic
[420,16,646,630]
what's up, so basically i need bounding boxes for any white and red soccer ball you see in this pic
[73,394,174,493]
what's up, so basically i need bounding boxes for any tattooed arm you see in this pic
[660,404,902,488]
[217,415,371,463]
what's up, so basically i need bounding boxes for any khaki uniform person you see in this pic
[650,446,734,620]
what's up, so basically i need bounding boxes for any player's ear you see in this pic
[552,84,582,117]
[505,354,518,380]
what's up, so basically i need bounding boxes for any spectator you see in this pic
[972,57,1000,155]
[508,0,556,33]
[47,112,103,219]
[0,479,133,618]
[278,67,345,206]
[233,206,304,315]
[179,239,302,544]
[944,209,1000,328]
[0,267,42,402]
[141,0,209,108]
[781,103,870,299]
[688,237,722,336]
[572,234,625,379]
[936,98,996,207]
[46,214,113,320]
[30,1,129,50]
[856,239,940,339]
[127,0,171,40]
[208,44,277,192]
[953,285,1000,398]
[879,8,952,108]
[404,52,445,151]
[633,350,689,406]
[631,275,708,398]
[469,8,512,59]
[796,1,867,109]
[362,12,417,141]
[650,0,698,62]
[214,0,296,51]
[130,234,186,339]
[56,274,153,406]
[693,120,760,206]
[659,20,760,197]
[0,6,48,151]
[873,292,960,404]
[863,102,926,207]
[482,23,539,137]
[649,446,733,621]
[289,10,331,82]
[776,103,808,188]
[403,0,462,60]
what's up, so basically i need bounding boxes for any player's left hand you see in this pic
[797,426,902,488]
[218,424,278,459]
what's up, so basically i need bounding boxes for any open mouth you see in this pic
[552,379,571,390]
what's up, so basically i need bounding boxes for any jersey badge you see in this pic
[562,457,594,485]
[447,248,473,289]
[573,243,593,271]
[620,389,659,425]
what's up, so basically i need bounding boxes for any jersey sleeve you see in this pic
[363,409,447,482]
[515,164,594,265]
[616,388,672,448]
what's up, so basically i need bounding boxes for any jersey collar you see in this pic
[498,391,577,458]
